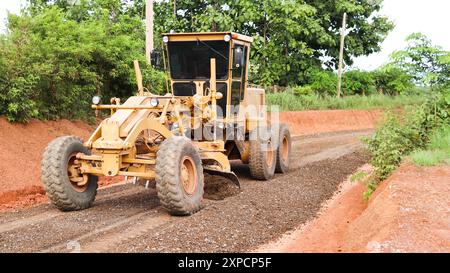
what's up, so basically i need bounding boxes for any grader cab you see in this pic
[41,32,292,215]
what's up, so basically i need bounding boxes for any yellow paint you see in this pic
[78,32,266,180]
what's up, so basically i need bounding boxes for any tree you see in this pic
[342,70,375,96]
[2,0,394,122]
[391,33,450,87]
[373,65,413,96]
[153,0,393,86]
[0,2,166,122]
[304,0,394,68]
[28,0,394,87]
[307,70,338,96]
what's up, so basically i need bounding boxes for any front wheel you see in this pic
[41,136,98,211]
[156,137,204,216]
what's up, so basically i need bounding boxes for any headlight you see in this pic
[224,34,231,42]
[150,98,159,107]
[163,36,169,43]
[92,96,101,105]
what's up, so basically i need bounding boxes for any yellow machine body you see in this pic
[79,32,268,184]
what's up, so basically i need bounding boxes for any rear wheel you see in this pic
[275,124,292,173]
[156,137,204,216]
[41,136,98,211]
[249,127,276,180]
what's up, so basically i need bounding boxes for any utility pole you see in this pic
[174,0,177,16]
[145,0,154,64]
[337,12,347,98]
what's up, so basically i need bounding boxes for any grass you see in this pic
[410,125,450,166]
[350,171,369,183]
[266,92,426,112]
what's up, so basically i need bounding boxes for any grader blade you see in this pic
[204,168,241,188]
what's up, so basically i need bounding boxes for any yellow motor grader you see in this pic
[41,32,292,215]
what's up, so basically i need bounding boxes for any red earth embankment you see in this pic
[255,164,373,253]
[0,109,383,211]
[258,163,450,253]
[278,109,383,136]
[0,118,94,210]
[343,164,450,253]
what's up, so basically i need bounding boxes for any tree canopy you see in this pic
[390,33,450,87]
[151,0,394,86]
[30,0,394,86]
[0,1,165,122]
[0,0,396,122]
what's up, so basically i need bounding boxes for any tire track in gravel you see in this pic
[0,184,146,233]
[78,211,171,253]
[40,209,171,253]
[0,130,372,253]
[0,188,161,252]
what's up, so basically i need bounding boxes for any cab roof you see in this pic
[162,32,254,43]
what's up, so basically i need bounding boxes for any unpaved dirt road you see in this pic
[0,130,371,253]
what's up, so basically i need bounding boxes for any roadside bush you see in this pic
[308,70,338,96]
[373,65,414,95]
[3,75,41,122]
[302,68,412,97]
[142,67,168,95]
[342,70,375,96]
[292,85,314,96]
[365,90,449,180]
[0,6,166,122]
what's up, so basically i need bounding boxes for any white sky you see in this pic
[352,0,450,70]
[1,0,449,71]
[0,0,24,33]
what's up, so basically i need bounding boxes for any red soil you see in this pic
[0,109,382,211]
[0,118,94,210]
[256,164,373,253]
[258,163,450,253]
[343,164,450,253]
[278,109,383,136]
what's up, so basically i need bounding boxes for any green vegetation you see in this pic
[0,0,396,122]
[151,0,394,87]
[372,65,415,95]
[267,92,425,112]
[0,1,448,123]
[411,125,450,166]
[0,1,165,122]
[363,89,449,197]
[391,33,450,87]
[22,0,395,87]
[285,66,414,97]
[350,171,369,183]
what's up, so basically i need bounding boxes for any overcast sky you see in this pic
[1,0,449,70]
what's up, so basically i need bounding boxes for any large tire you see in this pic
[41,136,98,211]
[156,136,204,216]
[275,124,292,173]
[249,127,276,180]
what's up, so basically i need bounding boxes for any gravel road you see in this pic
[0,130,371,253]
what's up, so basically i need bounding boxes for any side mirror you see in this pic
[151,50,162,69]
